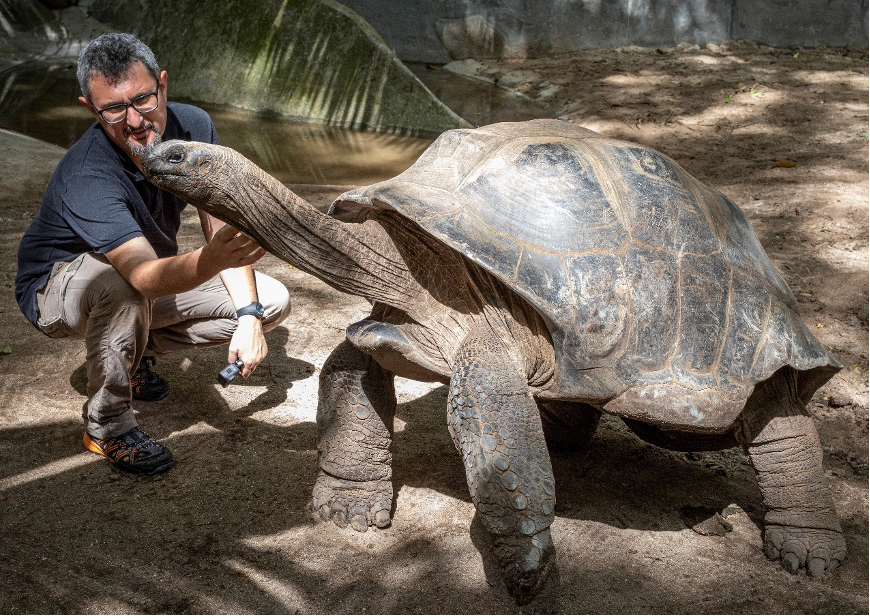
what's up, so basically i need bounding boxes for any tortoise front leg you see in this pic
[738,369,846,576]
[312,340,396,532]
[448,327,556,605]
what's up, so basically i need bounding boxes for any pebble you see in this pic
[828,395,852,408]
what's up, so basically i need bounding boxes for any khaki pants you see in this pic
[36,253,292,439]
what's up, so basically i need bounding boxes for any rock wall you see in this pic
[340,0,869,63]
[83,0,468,133]
[3,0,467,134]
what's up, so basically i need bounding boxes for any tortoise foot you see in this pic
[492,528,556,605]
[764,524,846,576]
[311,471,393,532]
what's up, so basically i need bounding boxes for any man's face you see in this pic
[79,60,169,164]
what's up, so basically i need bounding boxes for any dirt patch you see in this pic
[0,42,867,613]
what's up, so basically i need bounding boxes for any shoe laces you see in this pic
[119,428,163,456]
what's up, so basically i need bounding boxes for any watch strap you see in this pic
[236,301,265,319]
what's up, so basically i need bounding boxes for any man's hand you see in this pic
[228,315,268,377]
[200,225,266,274]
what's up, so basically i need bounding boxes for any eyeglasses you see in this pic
[90,83,160,124]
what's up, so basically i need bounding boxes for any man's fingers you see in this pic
[214,225,259,250]
[240,359,260,378]
[211,230,264,267]
[229,234,263,255]
[238,246,266,266]
[232,355,262,378]
[213,223,240,242]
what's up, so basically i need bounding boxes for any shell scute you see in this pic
[586,141,717,255]
[719,273,771,388]
[514,248,574,325]
[620,245,679,372]
[676,252,730,374]
[404,128,503,191]
[458,140,627,255]
[562,253,628,364]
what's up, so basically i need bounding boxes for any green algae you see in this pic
[86,0,468,134]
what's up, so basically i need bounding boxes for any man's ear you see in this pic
[79,96,99,121]
[159,70,168,98]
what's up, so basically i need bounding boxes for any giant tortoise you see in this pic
[143,119,845,604]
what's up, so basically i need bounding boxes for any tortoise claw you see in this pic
[311,470,393,532]
[492,529,556,605]
[765,524,845,576]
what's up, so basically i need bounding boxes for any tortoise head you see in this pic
[142,140,253,225]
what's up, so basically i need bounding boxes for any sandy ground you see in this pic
[0,43,867,614]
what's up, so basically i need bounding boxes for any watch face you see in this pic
[238,302,265,318]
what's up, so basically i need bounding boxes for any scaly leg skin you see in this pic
[312,340,396,532]
[738,369,846,576]
[448,327,556,605]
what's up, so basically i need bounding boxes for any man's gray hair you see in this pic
[77,33,160,100]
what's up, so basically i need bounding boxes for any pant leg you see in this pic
[147,271,291,354]
[36,253,151,440]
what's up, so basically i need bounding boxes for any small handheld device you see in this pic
[218,359,245,388]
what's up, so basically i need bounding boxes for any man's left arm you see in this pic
[200,210,267,377]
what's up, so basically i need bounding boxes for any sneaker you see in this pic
[83,427,174,475]
[131,356,169,401]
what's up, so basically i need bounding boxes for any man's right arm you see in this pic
[105,225,265,300]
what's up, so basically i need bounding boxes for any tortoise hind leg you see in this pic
[312,340,396,532]
[538,400,602,452]
[738,368,846,576]
[448,326,556,605]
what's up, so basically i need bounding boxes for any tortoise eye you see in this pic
[168,150,185,164]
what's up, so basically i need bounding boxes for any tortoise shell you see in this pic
[331,120,840,431]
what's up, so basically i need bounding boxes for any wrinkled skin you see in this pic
[142,129,844,604]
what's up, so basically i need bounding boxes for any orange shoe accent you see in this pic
[83,433,104,455]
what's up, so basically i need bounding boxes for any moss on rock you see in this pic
[86,0,468,133]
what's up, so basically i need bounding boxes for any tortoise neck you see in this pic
[225,166,421,309]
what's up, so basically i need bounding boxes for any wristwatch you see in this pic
[236,301,265,319]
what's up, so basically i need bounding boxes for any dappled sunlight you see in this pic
[811,244,869,274]
[601,72,672,86]
[684,53,747,65]
[55,0,465,134]
[792,69,869,86]
[201,0,462,134]
[224,559,314,612]
[0,452,95,491]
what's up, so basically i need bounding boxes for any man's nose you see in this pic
[126,105,145,127]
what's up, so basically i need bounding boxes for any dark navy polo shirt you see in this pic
[15,102,219,326]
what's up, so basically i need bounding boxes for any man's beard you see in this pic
[126,125,162,157]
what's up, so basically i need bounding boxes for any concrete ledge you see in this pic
[340,0,869,63]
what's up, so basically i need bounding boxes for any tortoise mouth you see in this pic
[146,172,185,191]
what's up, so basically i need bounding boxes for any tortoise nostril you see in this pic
[168,150,185,164]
